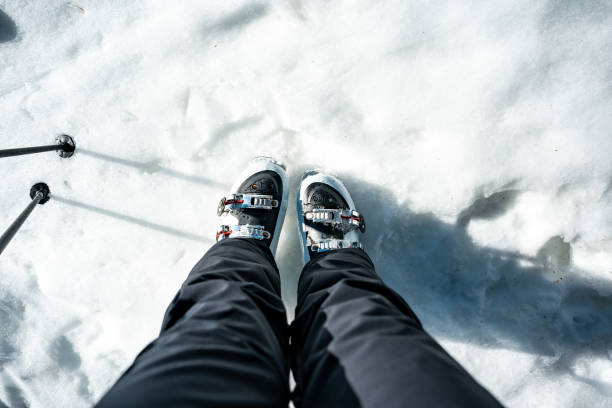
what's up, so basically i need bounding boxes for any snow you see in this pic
[1,0,611,406]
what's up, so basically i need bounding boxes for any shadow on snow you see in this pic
[77,148,228,190]
[0,9,17,43]
[53,196,211,244]
[340,176,612,389]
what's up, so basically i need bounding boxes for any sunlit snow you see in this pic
[1,1,611,406]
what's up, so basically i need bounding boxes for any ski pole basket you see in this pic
[0,183,51,255]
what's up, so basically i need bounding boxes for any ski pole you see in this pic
[0,135,76,159]
[0,183,50,256]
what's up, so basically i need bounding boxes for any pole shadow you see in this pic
[53,196,210,243]
[77,149,228,190]
[340,176,612,388]
[0,9,17,43]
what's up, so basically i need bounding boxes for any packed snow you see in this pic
[1,0,611,406]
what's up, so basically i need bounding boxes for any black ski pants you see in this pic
[97,238,502,407]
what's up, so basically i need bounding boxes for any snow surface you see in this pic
[1,0,611,406]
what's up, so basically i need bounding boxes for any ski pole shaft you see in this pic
[0,135,76,159]
[0,183,50,256]
[0,144,61,158]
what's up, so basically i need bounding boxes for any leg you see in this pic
[97,239,290,407]
[291,248,502,408]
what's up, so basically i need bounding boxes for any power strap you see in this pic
[311,239,362,252]
[304,209,366,232]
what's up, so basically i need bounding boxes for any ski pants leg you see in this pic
[96,238,290,408]
[290,248,503,408]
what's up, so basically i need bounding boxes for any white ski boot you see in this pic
[216,157,288,256]
[297,171,366,264]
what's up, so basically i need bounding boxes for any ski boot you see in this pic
[216,157,288,256]
[297,171,366,264]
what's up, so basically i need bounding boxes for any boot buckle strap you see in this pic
[218,194,279,215]
[216,225,271,242]
[311,239,362,252]
[304,209,366,232]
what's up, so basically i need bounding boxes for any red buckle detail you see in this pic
[216,229,233,239]
[341,215,360,222]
